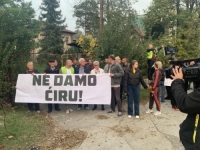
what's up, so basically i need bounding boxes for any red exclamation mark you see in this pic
[79,91,83,102]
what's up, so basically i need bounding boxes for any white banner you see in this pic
[15,74,111,104]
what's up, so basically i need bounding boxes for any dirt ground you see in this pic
[43,100,186,150]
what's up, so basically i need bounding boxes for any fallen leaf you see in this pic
[8,135,13,139]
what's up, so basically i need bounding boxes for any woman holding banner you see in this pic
[124,60,148,119]
[25,62,40,113]
[90,61,105,111]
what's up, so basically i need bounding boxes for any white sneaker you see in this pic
[66,110,70,114]
[85,107,89,110]
[77,108,81,111]
[69,109,73,112]
[136,116,140,119]
[128,115,132,118]
[37,110,40,114]
[118,112,122,116]
[146,109,153,114]
[154,111,161,116]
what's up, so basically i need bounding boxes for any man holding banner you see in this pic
[75,58,91,110]
[107,55,124,116]
[60,59,75,114]
[44,59,61,113]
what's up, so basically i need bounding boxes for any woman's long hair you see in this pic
[129,60,138,70]
[154,61,162,70]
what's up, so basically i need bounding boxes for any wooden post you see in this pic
[100,0,104,35]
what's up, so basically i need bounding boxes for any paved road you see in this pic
[49,99,187,150]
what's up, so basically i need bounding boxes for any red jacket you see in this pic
[150,69,162,90]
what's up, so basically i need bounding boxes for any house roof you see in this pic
[61,29,76,34]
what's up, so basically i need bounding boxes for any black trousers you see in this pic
[78,104,88,108]
[48,104,59,111]
[147,59,155,80]
[166,86,171,99]
[166,86,177,106]
[27,103,40,111]
[93,104,104,109]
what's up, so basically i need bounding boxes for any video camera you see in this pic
[164,46,178,56]
[165,58,200,82]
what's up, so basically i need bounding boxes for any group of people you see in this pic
[25,47,171,119]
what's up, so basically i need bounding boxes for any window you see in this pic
[65,37,69,44]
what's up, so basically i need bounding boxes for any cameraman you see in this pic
[171,67,200,150]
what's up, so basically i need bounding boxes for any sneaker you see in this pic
[175,106,179,111]
[108,110,114,113]
[118,112,122,116]
[146,109,153,114]
[154,111,161,116]
[36,110,40,114]
[92,107,97,111]
[55,108,61,111]
[85,107,89,110]
[136,116,140,119]
[66,110,70,114]
[128,115,132,118]
[124,96,127,100]
[47,110,52,113]
[69,109,73,112]
[172,106,179,111]
[77,107,81,111]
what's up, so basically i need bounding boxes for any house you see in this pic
[31,29,76,60]
[61,29,76,52]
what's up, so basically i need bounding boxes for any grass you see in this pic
[34,63,47,73]
[140,89,149,101]
[0,105,53,150]
[140,89,149,105]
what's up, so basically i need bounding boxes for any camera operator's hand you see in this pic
[171,67,183,80]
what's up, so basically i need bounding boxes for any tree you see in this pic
[73,29,84,40]
[76,35,97,58]
[0,0,38,105]
[143,0,200,58]
[39,0,66,54]
[99,0,138,59]
[73,0,99,36]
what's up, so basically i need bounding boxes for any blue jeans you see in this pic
[128,85,140,116]
[159,81,165,102]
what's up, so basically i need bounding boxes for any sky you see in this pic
[24,0,152,31]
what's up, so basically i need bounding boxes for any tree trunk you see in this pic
[100,0,104,35]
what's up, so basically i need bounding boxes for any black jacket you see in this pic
[123,69,148,93]
[44,67,59,74]
[171,79,200,150]
[74,65,90,74]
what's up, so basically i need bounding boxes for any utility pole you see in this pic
[107,0,109,12]
[100,0,104,35]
